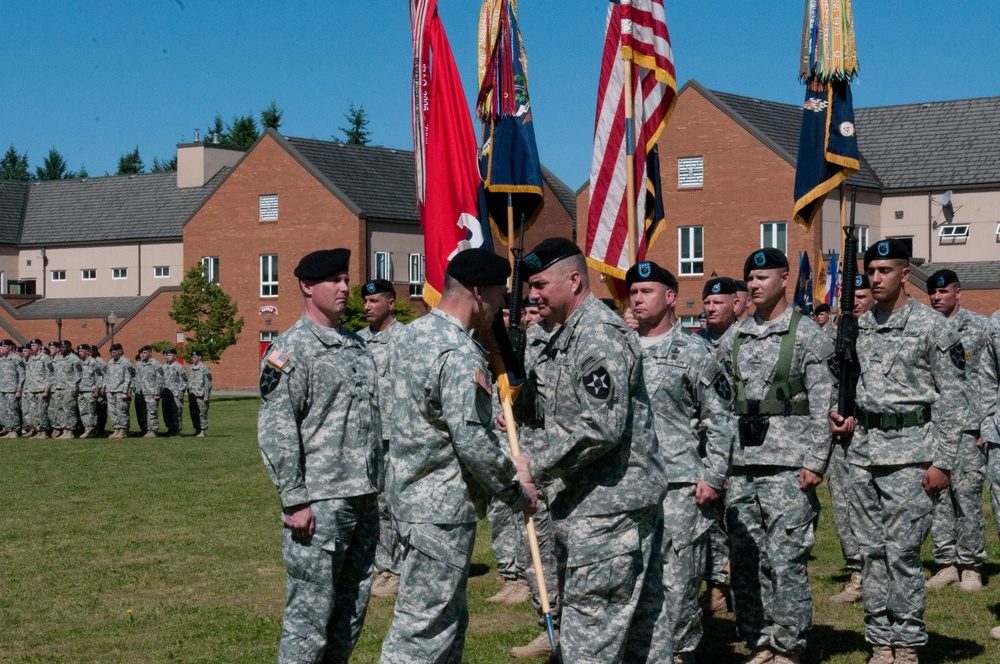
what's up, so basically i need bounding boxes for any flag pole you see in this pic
[624,56,637,266]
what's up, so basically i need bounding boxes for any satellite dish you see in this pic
[941,190,953,207]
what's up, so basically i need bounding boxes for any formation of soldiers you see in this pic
[0,340,211,439]
[256,240,1000,664]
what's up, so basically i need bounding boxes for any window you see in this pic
[680,315,702,330]
[259,194,278,222]
[408,253,425,298]
[888,236,914,256]
[938,224,970,244]
[760,222,787,255]
[201,256,220,284]
[856,225,870,252]
[112,267,128,280]
[81,269,96,281]
[678,226,704,275]
[374,251,393,281]
[51,270,66,282]
[677,157,704,188]
[260,331,277,343]
[154,266,170,278]
[995,222,1000,241]
[260,254,278,297]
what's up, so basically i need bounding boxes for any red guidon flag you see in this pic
[411,0,486,306]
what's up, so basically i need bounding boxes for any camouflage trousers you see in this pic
[930,432,986,567]
[374,444,399,575]
[161,390,183,434]
[487,495,527,581]
[379,520,477,664]
[0,392,20,432]
[77,391,98,428]
[22,392,48,431]
[703,506,730,585]
[726,467,819,655]
[663,484,712,654]
[279,494,377,664]
[850,463,934,648]
[556,505,672,663]
[526,485,562,627]
[987,443,1000,535]
[134,394,159,433]
[828,438,862,571]
[109,393,131,430]
[49,389,78,430]
[188,394,210,432]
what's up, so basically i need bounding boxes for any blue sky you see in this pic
[2,1,998,189]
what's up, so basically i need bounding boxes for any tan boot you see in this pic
[51,429,62,439]
[701,583,729,615]
[773,653,800,664]
[960,567,982,592]
[2,430,18,438]
[79,427,94,439]
[485,577,511,603]
[739,647,775,664]
[830,570,863,603]
[143,431,157,438]
[370,570,400,597]
[503,577,532,604]
[32,430,49,439]
[926,564,959,588]
[196,430,206,438]
[990,626,1000,640]
[510,630,556,659]
[867,645,894,664]
[61,429,76,439]
[892,646,918,664]
[673,653,696,664]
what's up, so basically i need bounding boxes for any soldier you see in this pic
[830,240,965,664]
[697,277,739,348]
[187,349,212,437]
[814,303,835,339]
[735,280,751,320]
[515,238,670,662]
[23,339,53,439]
[105,343,134,438]
[134,345,164,438]
[50,340,82,439]
[719,248,835,664]
[923,269,988,592]
[161,348,188,436]
[627,261,734,664]
[980,309,1000,640]
[92,347,109,435]
[379,248,535,663]
[357,278,405,598]
[0,340,25,437]
[258,249,383,664]
[77,344,104,439]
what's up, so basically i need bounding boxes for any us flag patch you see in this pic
[475,368,491,394]
[266,348,289,369]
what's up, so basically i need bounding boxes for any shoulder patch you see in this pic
[582,365,612,401]
[950,342,967,370]
[713,373,733,401]
[475,368,491,394]
[266,348,289,369]
[260,365,282,396]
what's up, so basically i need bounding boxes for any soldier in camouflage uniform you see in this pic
[979,309,1000,640]
[187,349,212,437]
[379,249,534,664]
[23,339,53,439]
[50,340,82,440]
[921,269,988,592]
[258,249,383,664]
[105,343,134,438]
[134,345,163,438]
[77,344,104,439]
[0,340,25,437]
[628,262,734,663]
[357,278,405,598]
[92,347,108,435]
[515,238,670,663]
[719,248,835,664]
[831,240,966,664]
[161,348,188,436]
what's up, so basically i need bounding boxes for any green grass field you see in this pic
[1,396,999,662]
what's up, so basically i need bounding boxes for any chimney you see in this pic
[175,142,244,188]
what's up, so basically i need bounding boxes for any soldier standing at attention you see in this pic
[134,345,164,438]
[978,307,1000,640]
[258,249,383,664]
[358,278,405,598]
[105,343,134,439]
[91,347,109,435]
[77,344,104,439]
[697,277,739,349]
[814,304,836,339]
[735,280,752,320]
[161,348,188,436]
[830,240,965,664]
[379,248,535,664]
[516,238,669,663]
[23,339,53,439]
[187,349,212,438]
[719,248,836,664]
[627,261,734,664]
[50,340,82,439]
[0,340,25,438]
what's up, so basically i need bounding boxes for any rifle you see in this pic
[834,187,859,417]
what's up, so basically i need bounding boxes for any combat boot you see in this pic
[867,645,894,664]
[926,564,959,588]
[960,567,982,592]
[370,571,400,597]
[2,430,18,438]
[892,646,918,664]
[772,653,800,664]
[830,570,863,603]
[701,583,729,615]
[32,430,49,439]
[50,429,62,439]
[79,427,94,439]
[196,430,206,438]
[61,429,76,439]
[511,630,556,659]
[739,647,775,664]
[673,652,696,664]
[503,577,532,604]
[112,429,125,439]
[143,431,157,438]
[486,577,512,603]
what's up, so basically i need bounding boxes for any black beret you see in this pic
[928,269,960,290]
[163,347,177,355]
[29,339,43,346]
[362,279,394,296]
[735,280,748,292]
[854,272,871,290]
[520,238,583,280]
[446,248,510,286]
[76,344,90,351]
[110,343,123,351]
[702,277,738,299]
[294,248,351,280]
[814,303,831,314]
[191,349,202,357]
[138,345,152,352]
[743,248,789,280]
[0,340,13,347]
[625,261,678,292]
[863,239,910,268]
[524,296,538,308]
[48,341,58,347]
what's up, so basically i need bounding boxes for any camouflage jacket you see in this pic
[258,315,382,508]
[162,361,188,395]
[105,357,134,395]
[51,353,82,391]
[945,307,987,433]
[24,353,53,393]
[79,356,104,393]
[641,325,733,490]
[852,297,965,470]
[358,318,405,441]
[386,308,528,524]
[720,306,836,473]
[979,311,1000,444]
[135,358,164,396]
[188,363,212,398]
[0,353,25,393]
[519,293,667,519]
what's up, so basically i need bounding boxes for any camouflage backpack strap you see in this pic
[766,310,804,403]
[732,327,747,404]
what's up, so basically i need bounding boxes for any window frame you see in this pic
[678,226,704,276]
[260,254,278,298]
[51,270,66,282]
[408,253,425,298]
[374,251,393,281]
[81,269,96,281]
[112,267,128,280]
[938,224,970,244]
[153,266,170,279]
[760,221,788,255]
[201,256,220,284]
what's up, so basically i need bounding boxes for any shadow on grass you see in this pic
[470,562,491,578]
[805,624,869,662]
[923,631,985,663]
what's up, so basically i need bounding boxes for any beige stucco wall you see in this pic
[367,222,423,286]
[819,188,882,258]
[176,143,244,188]
[878,190,1000,264]
[0,246,20,294]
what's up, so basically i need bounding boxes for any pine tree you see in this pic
[337,103,371,145]
[0,145,31,181]
[35,148,70,180]
[117,147,144,175]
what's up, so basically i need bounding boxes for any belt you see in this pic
[735,399,811,417]
[855,405,931,431]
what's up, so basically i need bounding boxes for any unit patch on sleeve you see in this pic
[950,342,967,370]
[260,365,282,396]
[713,373,733,401]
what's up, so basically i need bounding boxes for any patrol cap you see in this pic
[163,347,177,355]
[743,248,789,280]
[863,238,910,268]
[138,344,152,352]
[702,277,738,299]
[445,248,510,286]
[928,269,960,290]
[191,349,202,357]
[30,338,43,346]
[625,260,678,291]
[519,238,583,280]
[76,343,90,352]
[362,278,394,296]
[735,280,749,293]
[293,248,351,280]
[854,272,871,290]
[110,343,123,351]
[814,303,831,315]
[0,339,13,347]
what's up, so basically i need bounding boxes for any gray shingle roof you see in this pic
[541,165,576,219]
[19,169,227,246]
[0,180,27,245]
[11,295,149,320]
[910,261,1000,290]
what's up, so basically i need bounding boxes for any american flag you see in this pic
[586,0,677,297]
